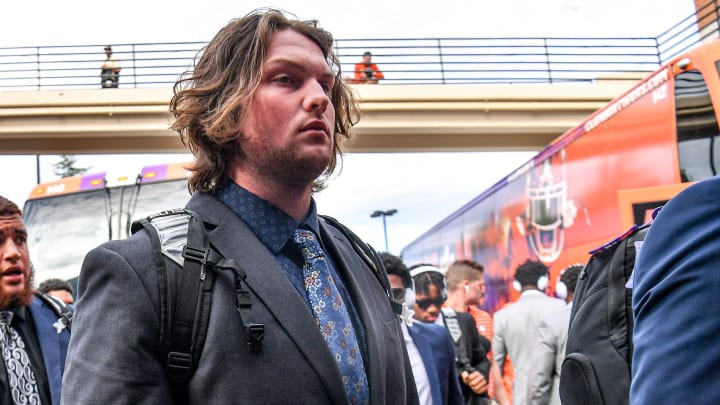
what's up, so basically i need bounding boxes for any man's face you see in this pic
[466,277,486,307]
[0,214,33,309]
[47,289,74,305]
[413,284,444,323]
[237,29,336,190]
[362,54,372,64]
[387,274,406,303]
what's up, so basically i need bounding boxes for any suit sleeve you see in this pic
[529,317,555,405]
[61,238,171,404]
[492,312,507,374]
[631,177,720,405]
[463,315,490,380]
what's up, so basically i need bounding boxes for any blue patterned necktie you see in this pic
[293,229,370,405]
[0,311,41,405]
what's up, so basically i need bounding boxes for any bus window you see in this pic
[675,69,720,181]
[23,190,110,282]
[120,179,190,238]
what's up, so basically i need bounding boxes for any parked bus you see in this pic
[23,161,191,285]
[401,40,720,313]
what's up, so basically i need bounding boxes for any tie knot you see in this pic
[0,311,13,326]
[293,228,324,261]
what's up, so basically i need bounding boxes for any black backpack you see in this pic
[131,208,397,401]
[559,222,650,405]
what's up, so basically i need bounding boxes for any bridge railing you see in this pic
[0,5,716,91]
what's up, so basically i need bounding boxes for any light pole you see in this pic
[370,209,398,252]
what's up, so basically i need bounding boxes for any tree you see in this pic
[53,155,90,178]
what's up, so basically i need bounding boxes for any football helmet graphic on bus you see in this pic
[517,150,578,263]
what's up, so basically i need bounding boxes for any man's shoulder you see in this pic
[539,306,570,329]
[413,320,449,337]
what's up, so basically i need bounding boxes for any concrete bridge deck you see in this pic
[0,80,642,155]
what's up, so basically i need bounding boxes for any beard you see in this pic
[240,137,331,193]
[0,273,34,310]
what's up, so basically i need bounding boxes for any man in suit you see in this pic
[529,264,582,405]
[380,253,464,405]
[631,175,720,405]
[445,260,509,405]
[0,195,71,405]
[493,260,566,405]
[62,9,417,405]
[410,264,492,404]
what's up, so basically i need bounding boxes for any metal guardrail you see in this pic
[0,4,717,90]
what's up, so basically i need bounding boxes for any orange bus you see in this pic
[23,162,191,285]
[401,39,720,313]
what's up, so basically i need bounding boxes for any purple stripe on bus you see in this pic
[141,164,169,183]
[588,224,639,255]
[80,172,107,190]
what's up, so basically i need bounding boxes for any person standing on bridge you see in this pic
[62,8,418,405]
[100,45,121,88]
[353,51,384,84]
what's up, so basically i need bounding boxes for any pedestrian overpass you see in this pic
[0,4,707,155]
[0,80,642,155]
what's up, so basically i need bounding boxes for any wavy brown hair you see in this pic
[0,196,21,217]
[170,8,359,193]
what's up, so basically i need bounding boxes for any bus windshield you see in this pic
[23,162,191,283]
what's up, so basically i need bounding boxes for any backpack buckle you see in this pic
[246,323,265,354]
[182,246,211,264]
[167,351,193,373]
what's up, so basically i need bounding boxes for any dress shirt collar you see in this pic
[520,289,544,298]
[3,304,28,324]
[214,180,321,253]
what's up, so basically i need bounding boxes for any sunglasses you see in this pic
[415,297,445,310]
[391,288,406,302]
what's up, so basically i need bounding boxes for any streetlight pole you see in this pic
[370,209,398,252]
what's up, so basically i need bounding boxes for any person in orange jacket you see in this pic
[353,51,384,84]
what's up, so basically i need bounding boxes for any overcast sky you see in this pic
[0,0,697,254]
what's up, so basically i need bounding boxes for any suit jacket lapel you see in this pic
[186,193,347,404]
[407,324,443,405]
[28,297,70,405]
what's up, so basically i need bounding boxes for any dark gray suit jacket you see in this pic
[61,192,418,404]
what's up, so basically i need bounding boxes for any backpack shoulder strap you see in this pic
[607,221,651,363]
[319,214,403,315]
[441,307,476,373]
[131,208,264,396]
[132,209,205,386]
[440,307,463,343]
[34,292,73,333]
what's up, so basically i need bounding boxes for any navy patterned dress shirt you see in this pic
[214,181,368,360]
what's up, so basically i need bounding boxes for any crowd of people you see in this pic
[2,7,715,405]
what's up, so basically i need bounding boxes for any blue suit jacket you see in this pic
[407,321,464,405]
[28,295,71,405]
[631,175,720,404]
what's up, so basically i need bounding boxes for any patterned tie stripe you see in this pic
[293,229,369,405]
[0,311,42,405]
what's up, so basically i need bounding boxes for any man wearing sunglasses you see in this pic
[380,253,463,405]
[410,264,492,405]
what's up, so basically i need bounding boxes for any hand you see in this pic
[460,370,488,394]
